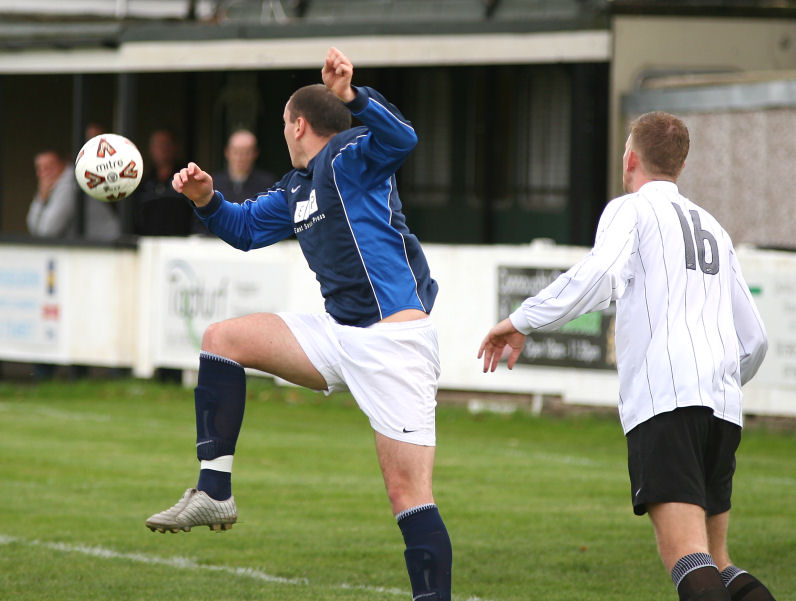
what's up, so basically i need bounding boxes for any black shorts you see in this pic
[626,406,741,516]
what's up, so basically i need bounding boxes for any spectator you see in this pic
[27,150,78,238]
[213,129,276,203]
[131,129,194,235]
[26,149,85,380]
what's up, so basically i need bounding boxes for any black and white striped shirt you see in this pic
[509,181,768,433]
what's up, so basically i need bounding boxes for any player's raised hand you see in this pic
[478,318,527,373]
[172,162,215,207]
[322,47,356,103]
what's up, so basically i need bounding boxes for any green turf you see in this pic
[0,378,793,601]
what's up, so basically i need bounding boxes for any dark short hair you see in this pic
[629,111,690,179]
[287,84,352,137]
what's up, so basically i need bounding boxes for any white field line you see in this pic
[0,535,494,601]
[0,402,111,423]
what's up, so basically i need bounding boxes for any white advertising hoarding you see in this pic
[0,244,137,366]
[135,237,324,376]
[2,239,794,418]
[0,248,67,362]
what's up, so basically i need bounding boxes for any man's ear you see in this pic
[294,116,306,139]
[626,149,641,173]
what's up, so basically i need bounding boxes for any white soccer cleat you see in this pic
[145,488,237,533]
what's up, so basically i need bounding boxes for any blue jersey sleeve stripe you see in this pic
[203,187,293,251]
[365,97,415,135]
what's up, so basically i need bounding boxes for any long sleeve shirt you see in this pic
[510,181,768,433]
[196,86,438,327]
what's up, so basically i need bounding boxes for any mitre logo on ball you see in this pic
[75,133,143,202]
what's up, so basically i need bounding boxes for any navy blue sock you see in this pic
[197,469,231,501]
[720,566,776,601]
[194,351,246,501]
[397,504,452,601]
[672,553,731,601]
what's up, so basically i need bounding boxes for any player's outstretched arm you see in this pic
[478,318,527,373]
[322,47,356,103]
[172,162,215,207]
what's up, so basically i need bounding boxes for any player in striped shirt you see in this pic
[479,112,774,601]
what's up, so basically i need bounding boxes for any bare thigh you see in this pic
[201,312,327,390]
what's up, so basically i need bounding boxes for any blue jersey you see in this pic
[195,86,438,327]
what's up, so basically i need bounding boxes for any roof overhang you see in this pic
[0,29,611,74]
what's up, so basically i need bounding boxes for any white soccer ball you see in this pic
[74,133,143,202]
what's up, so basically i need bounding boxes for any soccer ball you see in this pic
[75,133,143,202]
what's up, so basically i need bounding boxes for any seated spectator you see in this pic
[27,150,78,238]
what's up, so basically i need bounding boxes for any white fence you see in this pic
[1,237,795,418]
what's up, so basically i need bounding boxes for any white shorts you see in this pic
[278,312,440,446]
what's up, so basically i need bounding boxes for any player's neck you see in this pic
[629,174,677,194]
[299,135,335,169]
[309,135,335,158]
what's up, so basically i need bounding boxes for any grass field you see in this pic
[1,378,793,601]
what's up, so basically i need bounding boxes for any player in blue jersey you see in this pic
[145,47,452,601]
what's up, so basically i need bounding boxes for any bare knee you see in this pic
[384,477,427,516]
[201,321,233,357]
